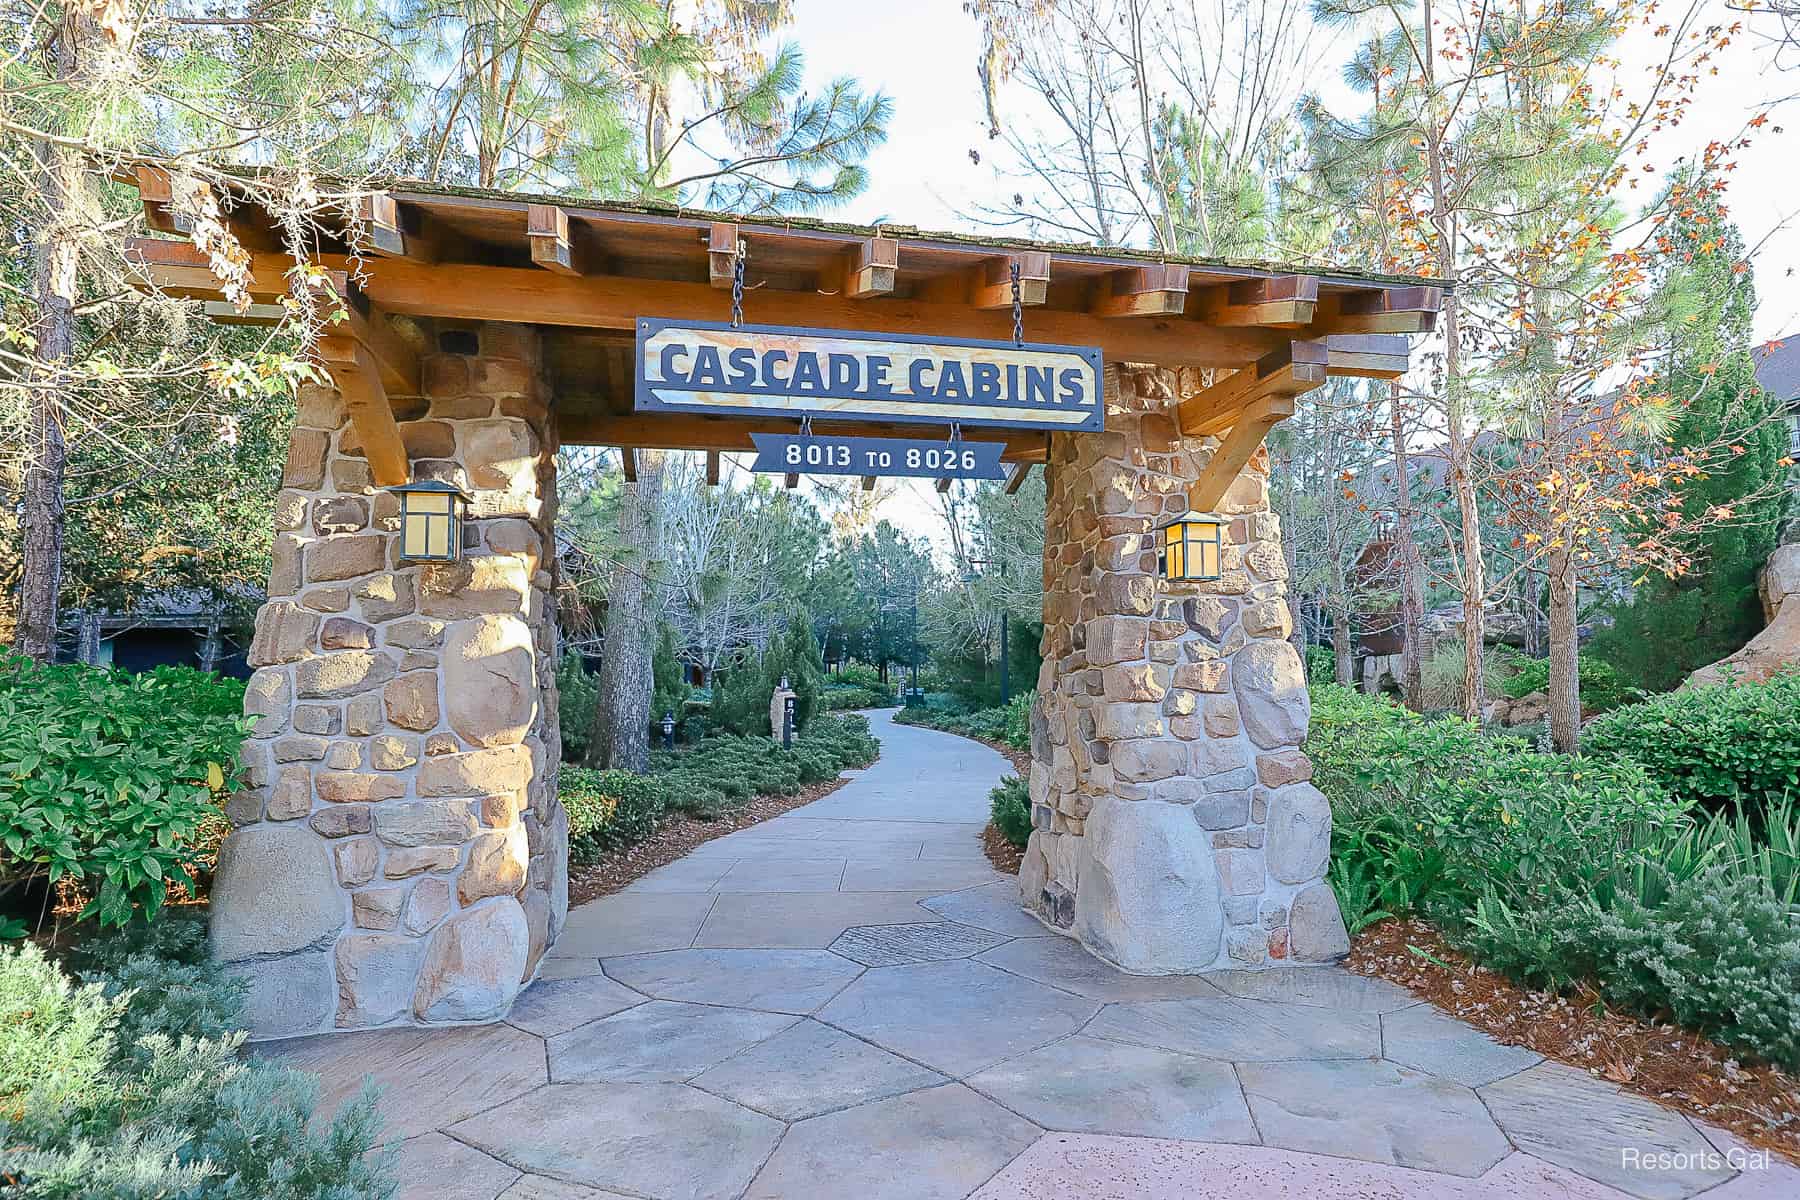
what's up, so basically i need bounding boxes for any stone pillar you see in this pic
[1022,365,1349,973]
[213,322,567,1038]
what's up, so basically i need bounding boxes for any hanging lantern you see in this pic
[389,479,471,563]
[1156,513,1223,582]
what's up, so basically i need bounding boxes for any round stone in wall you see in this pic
[828,922,1007,967]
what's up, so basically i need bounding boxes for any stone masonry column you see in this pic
[212,322,567,1038]
[1021,364,1349,973]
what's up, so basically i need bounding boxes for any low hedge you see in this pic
[1312,682,1800,1070]
[894,690,1033,751]
[562,713,879,861]
[0,920,394,1197]
[1582,670,1800,813]
[0,659,248,931]
[822,686,892,710]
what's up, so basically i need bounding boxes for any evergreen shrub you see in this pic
[989,776,1031,847]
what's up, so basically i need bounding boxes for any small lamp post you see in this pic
[389,479,472,563]
[1155,512,1224,582]
[782,693,796,750]
[661,711,675,750]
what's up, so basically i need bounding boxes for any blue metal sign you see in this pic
[749,433,1008,480]
[636,318,1104,432]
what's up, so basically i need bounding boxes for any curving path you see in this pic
[265,709,1793,1200]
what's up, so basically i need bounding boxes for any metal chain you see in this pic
[947,421,963,446]
[1009,259,1024,346]
[799,415,814,438]
[730,241,746,328]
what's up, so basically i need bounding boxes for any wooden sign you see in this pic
[636,318,1104,431]
[749,433,1008,480]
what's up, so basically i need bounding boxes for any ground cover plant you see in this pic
[893,690,1033,751]
[563,712,878,861]
[0,920,394,1198]
[0,659,247,932]
[1311,681,1800,1071]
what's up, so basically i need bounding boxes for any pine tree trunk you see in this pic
[1389,383,1426,711]
[1547,546,1580,751]
[587,450,666,772]
[15,25,82,664]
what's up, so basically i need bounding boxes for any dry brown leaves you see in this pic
[566,774,856,907]
[983,823,1026,875]
[1346,917,1800,1162]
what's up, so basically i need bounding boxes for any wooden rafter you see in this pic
[837,236,898,298]
[705,450,721,486]
[1324,334,1411,379]
[708,223,740,288]
[934,476,954,493]
[358,194,407,257]
[784,472,800,489]
[1319,285,1441,334]
[135,166,187,234]
[968,252,1050,310]
[1176,340,1328,438]
[1090,264,1188,318]
[1193,275,1318,327]
[528,204,586,275]
[621,447,637,482]
[860,475,876,491]
[317,336,408,486]
[1003,462,1033,495]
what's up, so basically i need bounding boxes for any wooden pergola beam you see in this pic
[1003,461,1033,494]
[317,336,408,486]
[1189,393,1296,512]
[1177,340,1328,438]
[1091,264,1189,318]
[1194,275,1319,327]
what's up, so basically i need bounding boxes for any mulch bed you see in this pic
[982,823,1026,875]
[1346,916,1800,1162]
[566,773,857,907]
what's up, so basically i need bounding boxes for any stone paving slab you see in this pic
[449,1082,783,1200]
[549,893,717,957]
[1086,994,1381,1061]
[709,858,848,892]
[691,890,938,948]
[393,1132,521,1200]
[258,1023,546,1141]
[1204,964,1422,1012]
[845,859,1004,893]
[546,1000,796,1082]
[742,1083,1040,1200]
[921,881,1053,938]
[1479,1061,1737,1199]
[506,974,645,1037]
[601,947,864,1013]
[817,959,1100,1077]
[690,1017,946,1120]
[496,1178,636,1200]
[969,1136,1643,1200]
[1380,999,1542,1087]
[967,1035,1258,1142]
[979,935,1227,1002]
[1238,1058,1510,1176]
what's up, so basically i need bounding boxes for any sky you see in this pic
[768,0,1800,545]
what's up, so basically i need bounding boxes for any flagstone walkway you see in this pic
[263,709,1795,1200]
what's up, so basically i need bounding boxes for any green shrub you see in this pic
[822,685,889,710]
[562,767,667,860]
[1463,865,1800,1070]
[1500,653,1634,712]
[712,617,825,736]
[989,776,1031,847]
[894,692,1033,750]
[1582,670,1800,813]
[1305,644,1335,684]
[0,931,395,1199]
[1001,691,1034,750]
[649,624,692,736]
[0,658,249,928]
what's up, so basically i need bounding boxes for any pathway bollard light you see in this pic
[661,711,675,749]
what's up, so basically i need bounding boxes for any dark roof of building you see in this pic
[1754,335,1800,405]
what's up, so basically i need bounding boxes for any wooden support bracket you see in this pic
[1177,340,1328,438]
[1188,393,1297,512]
[1091,263,1189,318]
[1003,461,1033,495]
[317,336,408,486]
